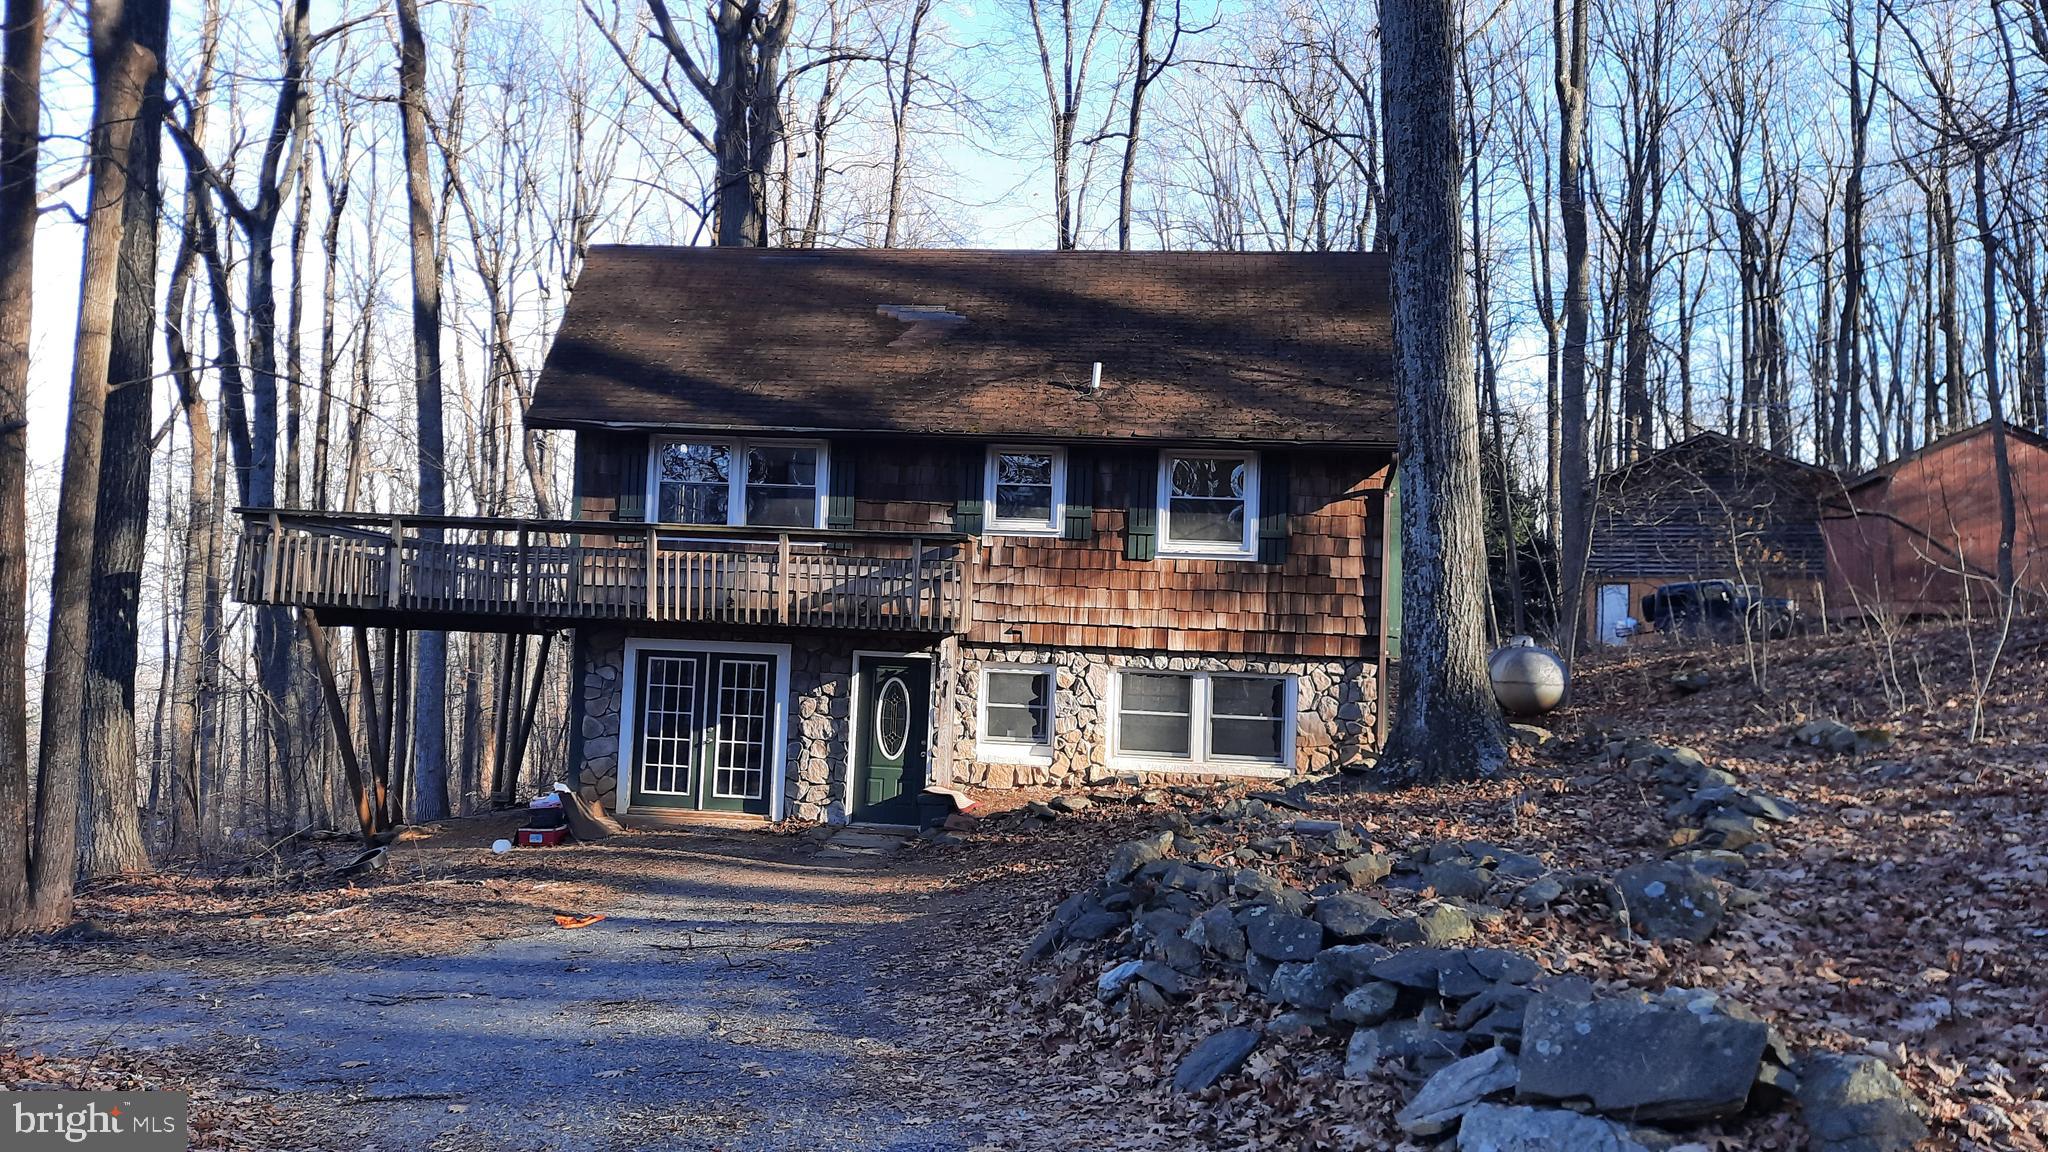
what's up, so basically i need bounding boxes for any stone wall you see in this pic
[571,631,1376,819]
[570,628,867,822]
[941,645,1377,790]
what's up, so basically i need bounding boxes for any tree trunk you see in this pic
[1553,0,1592,660]
[882,0,930,247]
[1971,152,2016,599]
[78,0,170,880]
[0,0,45,933]
[27,0,161,929]
[396,0,450,822]
[1378,0,1507,783]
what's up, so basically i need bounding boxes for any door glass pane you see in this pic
[638,655,697,795]
[711,658,772,799]
[745,445,819,527]
[655,442,730,524]
[876,676,910,760]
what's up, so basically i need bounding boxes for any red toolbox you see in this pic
[515,826,567,847]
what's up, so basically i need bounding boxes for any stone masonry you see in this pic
[942,645,1377,790]
[573,631,1377,819]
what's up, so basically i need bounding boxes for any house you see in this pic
[1584,432,1836,644]
[235,247,1398,825]
[1823,422,2048,620]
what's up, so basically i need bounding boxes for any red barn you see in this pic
[1824,423,2048,620]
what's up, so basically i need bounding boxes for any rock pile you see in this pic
[1021,790,1930,1150]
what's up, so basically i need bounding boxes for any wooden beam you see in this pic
[503,631,553,804]
[300,611,380,842]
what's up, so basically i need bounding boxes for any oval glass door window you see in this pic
[876,676,910,760]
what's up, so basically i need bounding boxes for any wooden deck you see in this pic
[233,509,974,633]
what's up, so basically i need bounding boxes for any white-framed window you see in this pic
[650,437,828,529]
[976,664,1055,763]
[985,446,1065,534]
[1111,669,1293,773]
[1159,451,1257,557]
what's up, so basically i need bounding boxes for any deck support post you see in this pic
[300,611,381,842]
[504,631,553,807]
[488,632,518,806]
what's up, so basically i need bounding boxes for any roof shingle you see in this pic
[527,246,1393,445]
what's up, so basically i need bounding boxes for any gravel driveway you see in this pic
[2,826,972,1152]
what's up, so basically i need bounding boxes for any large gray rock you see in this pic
[1065,909,1129,942]
[1314,892,1394,941]
[1312,941,1393,987]
[1455,1104,1656,1152]
[1270,960,1343,1010]
[1339,852,1395,887]
[1332,981,1402,1026]
[1185,903,1247,961]
[1172,1027,1261,1092]
[1794,1054,1931,1152]
[1383,902,1475,947]
[1614,861,1725,943]
[1105,824,1171,877]
[1240,906,1325,961]
[1517,991,1768,1121]
[1795,718,1860,753]
[1396,1046,1519,1136]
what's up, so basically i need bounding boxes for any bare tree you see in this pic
[589,0,799,246]
[1379,0,1509,781]
[1026,0,1115,248]
[395,0,452,821]
[1554,0,1593,659]
[0,0,43,931]
[27,0,167,929]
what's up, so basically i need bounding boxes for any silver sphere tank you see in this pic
[1489,639,1568,715]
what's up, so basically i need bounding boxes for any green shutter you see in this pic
[616,436,648,522]
[1062,449,1095,541]
[952,445,984,535]
[1124,455,1157,561]
[828,444,857,529]
[1257,452,1291,564]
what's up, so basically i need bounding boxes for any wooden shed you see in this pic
[1824,422,2048,620]
[1585,432,1837,643]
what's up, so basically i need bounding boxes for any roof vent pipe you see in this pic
[1088,362,1102,394]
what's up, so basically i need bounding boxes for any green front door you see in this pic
[630,648,775,817]
[853,655,931,825]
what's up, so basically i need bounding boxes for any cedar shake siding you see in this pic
[572,432,1390,659]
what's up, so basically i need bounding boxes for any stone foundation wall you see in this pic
[571,628,867,823]
[571,630,1377,819]
[943,645,1377,789]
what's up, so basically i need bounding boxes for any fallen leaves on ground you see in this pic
[890,619,2048,1151]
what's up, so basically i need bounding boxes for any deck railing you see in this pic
[233,509,973,633]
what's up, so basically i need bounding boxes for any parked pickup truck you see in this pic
[1640,580,1801,640]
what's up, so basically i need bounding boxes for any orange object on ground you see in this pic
[553,914,605,929]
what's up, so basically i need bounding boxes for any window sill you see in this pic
[1109,756,1290,779]
[1156,546,1258,561]
[985,524,1064,538]
[976,741,1054,766]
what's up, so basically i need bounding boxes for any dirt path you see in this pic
[2,827,972,1152]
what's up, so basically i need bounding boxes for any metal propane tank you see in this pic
[1488,636,1569,716]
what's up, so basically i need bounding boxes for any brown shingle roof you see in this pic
[526,246,1393,445]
